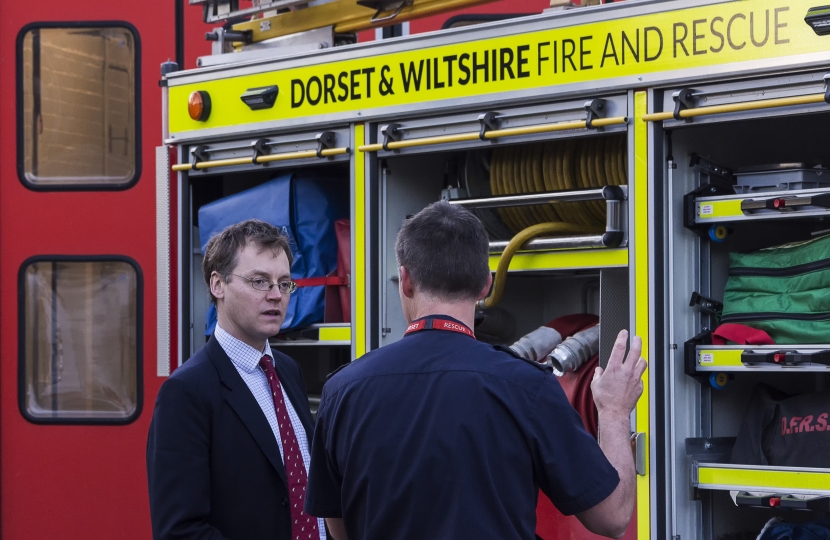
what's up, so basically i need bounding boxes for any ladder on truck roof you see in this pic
[191,0,502,42]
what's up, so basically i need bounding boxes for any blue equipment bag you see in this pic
[198,172,348,334]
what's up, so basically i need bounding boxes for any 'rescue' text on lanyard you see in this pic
[404,317,475,339]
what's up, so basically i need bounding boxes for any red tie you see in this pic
[260,356,319,540]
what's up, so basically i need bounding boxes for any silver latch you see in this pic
[634,432,646,476]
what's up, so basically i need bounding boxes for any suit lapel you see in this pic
[206,337,287,485]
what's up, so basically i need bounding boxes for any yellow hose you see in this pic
[479,135,627,309]
[479,222,604,310]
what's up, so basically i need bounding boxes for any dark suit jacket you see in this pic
[147,336,315,540]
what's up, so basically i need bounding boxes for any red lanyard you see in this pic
[404,317,475,338]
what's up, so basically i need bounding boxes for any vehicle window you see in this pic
[20,259,142,423]
[19,25,138,188]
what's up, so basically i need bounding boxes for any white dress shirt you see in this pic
[215,324,326,540]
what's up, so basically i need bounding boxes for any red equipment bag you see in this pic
[535,314,637,540]
[334,219,351,322]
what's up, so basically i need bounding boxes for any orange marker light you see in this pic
[188,91,211,122]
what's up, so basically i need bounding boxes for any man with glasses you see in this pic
[147,219,325,540]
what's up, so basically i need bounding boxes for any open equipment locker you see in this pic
[651,69,830,539]
[170,126,355,410]
[159,0,830,537]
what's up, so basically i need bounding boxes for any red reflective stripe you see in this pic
[712,323,775,346]
[405,317,474,338]
[294,276,348,288]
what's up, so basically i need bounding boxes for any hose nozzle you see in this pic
[547,324,600,376]
[509,326,563,363]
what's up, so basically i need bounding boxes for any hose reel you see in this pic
[460,135,627,310]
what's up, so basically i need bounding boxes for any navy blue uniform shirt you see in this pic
[305,316,619,540]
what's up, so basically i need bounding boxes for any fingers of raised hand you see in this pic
[624,335,643,367]
[607,330,629,368]
[633,357,648,379]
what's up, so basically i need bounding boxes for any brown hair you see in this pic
[202,219,293,303]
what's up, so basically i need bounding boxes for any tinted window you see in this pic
[20,259,141,422]
[19,25,138,188]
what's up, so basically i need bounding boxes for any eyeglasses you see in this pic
[228,274,298,294]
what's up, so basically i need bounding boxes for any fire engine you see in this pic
[3,0,830,538]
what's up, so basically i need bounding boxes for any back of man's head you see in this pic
[202,219,293,303]
[395,201,490,302]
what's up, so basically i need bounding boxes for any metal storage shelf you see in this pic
[692,345,830,373]
[488,248,628,273]
[694,463,830,497]
[692,186,830,225]
[271,323,351,346]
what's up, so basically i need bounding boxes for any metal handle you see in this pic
[448,185,626,209]
[634,432,646,476]
[358,116,628,153]
[171,147,350,171]
[642,93,827,123]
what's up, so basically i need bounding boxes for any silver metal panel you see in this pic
[198,27,335,68]
[635,431,647,476]
[374,97,628,157]
[489,236,608,252]
[645,94,660,538]
[177,146,187,367]
[156,146,171,378]
[668,148,705,540]
[199,0,310,23]
[661,70,830,128]
[183,127,352,177]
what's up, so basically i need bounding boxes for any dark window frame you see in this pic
[17,255,144,425]
[16,21,142,192]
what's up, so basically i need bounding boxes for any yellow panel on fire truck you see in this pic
[166,0,829,141]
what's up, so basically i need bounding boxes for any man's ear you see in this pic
[210,272,226,302]
[477,273,493,301]
[400,266,416,299]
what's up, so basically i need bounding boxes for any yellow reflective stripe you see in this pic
[634,90,650,540]
[319,326,351,342]
[697,199,743,220]
[697,467,830,493]
[353,123,367,358]
[698,349,743,367]
[169,0,829,135]
[487,248,627,272]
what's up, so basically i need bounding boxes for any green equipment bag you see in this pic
[721,234,830,344]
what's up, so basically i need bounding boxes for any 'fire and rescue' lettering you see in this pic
[289,6,791,109]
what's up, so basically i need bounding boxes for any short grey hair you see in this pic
[394,201,490,301]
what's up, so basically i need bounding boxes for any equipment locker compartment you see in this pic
[654,71,830,540]
[363,92,644,540]
[366,96,632,353]
[171,127,355,410]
